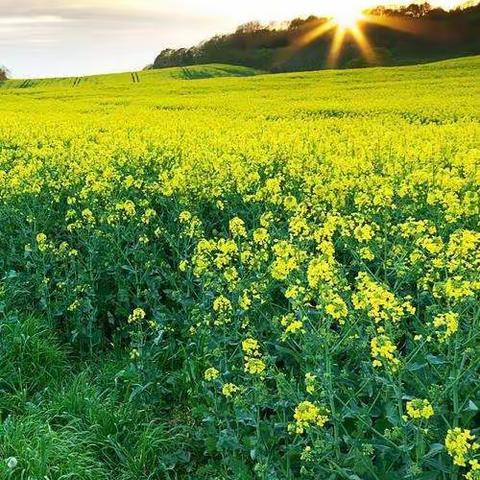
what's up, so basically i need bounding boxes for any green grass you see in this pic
[1,55,477,92]
[0,316,206,479]
[0,64,262,90]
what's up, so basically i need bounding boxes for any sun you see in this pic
[331,7,364,29]
[280,3,376,69]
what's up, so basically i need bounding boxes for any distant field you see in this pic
[0,64,261,90]
[0,56,479,479]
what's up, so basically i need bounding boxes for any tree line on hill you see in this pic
[0,66,8,81]
[151,1,480,72]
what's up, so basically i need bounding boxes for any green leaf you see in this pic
[426,354,446,365]
[465,400,479,412]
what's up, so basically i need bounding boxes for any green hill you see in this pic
[152,3,480,73]
[2,55,479,93]
[0,64,261,90]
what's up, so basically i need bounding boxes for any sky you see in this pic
[0,0,465,78]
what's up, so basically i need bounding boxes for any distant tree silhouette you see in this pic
[152,2,480,72]
[0,66,8,81]
[235,21,265,34]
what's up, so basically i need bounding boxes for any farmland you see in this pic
[0,56,480,479]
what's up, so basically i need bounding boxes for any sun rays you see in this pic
[327,13,379,67]
[270,1,463,72]
[283,3,444,69]
[287,5,377,68]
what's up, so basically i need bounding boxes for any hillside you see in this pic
[152,2,480,72]
[0,55,479,479]
[0,64,261,89]
[1,55,478,94]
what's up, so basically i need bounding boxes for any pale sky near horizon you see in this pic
[0,0,464,78]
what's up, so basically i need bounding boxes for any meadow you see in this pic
[0,56,479,479]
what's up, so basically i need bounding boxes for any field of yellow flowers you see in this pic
[0,56,480,479]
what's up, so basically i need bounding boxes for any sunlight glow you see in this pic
[327,27,346,67]
[286,2,438,69]
[287,0,463,69]
[331,7,364,29]
[295,20,336,48]
[282,6,376,70]
[349,26,377,64]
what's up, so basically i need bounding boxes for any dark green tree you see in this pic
[151,2,480,72]
[0,66,8,81]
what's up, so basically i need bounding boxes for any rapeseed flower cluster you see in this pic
[289,401,329,434]
[432,311,459,342]
[445,428,479,467]
[406,399,434,420]
[371,335,400,370]
[242,338,266,375]
[204,368,220,381]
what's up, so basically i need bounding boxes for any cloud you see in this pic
[0,0,217,24]
[0,0,227,78]
[0,15,68,25]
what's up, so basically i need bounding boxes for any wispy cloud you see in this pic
[0,0,225,78]
[0,0,215,24]
[0,15,68,25]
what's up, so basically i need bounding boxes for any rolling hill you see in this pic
[0,64,261,90]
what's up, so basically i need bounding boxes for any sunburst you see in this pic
[289,5,376,68]
[331,6,364,29]
[274,3,436,70]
